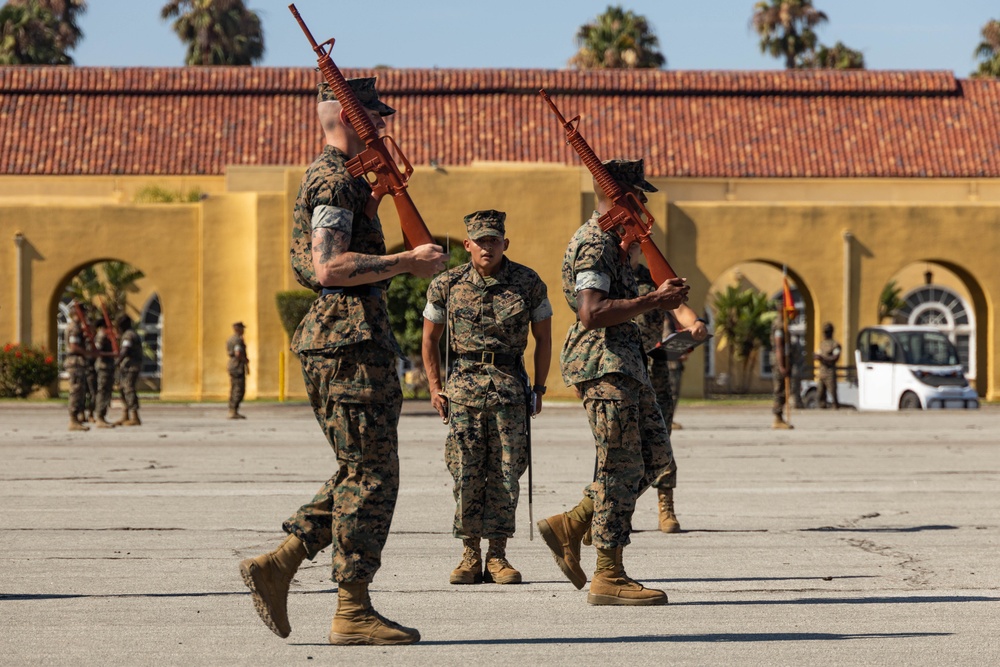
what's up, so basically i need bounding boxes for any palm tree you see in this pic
[13,1,86,51]
[751,0,827,69]
[710,286,774,393]
[64,261,146,324]
[878,280,905,323]
[161,0,264,66]
[973,19,1000,78]
[799,41,865,69]
[569,5,666,70]
[0,2,65,65]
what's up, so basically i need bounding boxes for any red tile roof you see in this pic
[2,66,997,178]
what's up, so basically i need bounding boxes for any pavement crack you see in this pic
[844,537,932,588]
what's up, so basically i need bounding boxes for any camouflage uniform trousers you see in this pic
[95,366,115,420]
[84,363,97,415]
[445,390,528,540]
[579,373,677,549]
[229,371,246,411]
[817,370,839,408]
[648,357,676,436]
[282,343,403,584]
[67,364,88,417]
[119,366,140,411]
[772,371,787,416]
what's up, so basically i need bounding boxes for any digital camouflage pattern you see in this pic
[770,318,787,416]
[84,354,97,416]
[560,212,647,387]
[817,336,841,407]
[64,320,87,416]
[93,328,116,421]
[462,209,506,240]
[317,77,396,116]
[445,396,528,539]
[424,258,550,409]
[226,333,248,411]
[577,373,677,549]
[424,255,550,541]
[281,342,403,582]
[284,138,406,585]
[602,158,658,193]
[633,264,676,431]
[118,328,142,412]
[289,145,401,358]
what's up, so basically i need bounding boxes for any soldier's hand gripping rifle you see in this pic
[289,4,435,251]
[540,89,678,287]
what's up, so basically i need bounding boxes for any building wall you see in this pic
[3,168,998,401]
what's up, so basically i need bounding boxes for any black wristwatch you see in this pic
[694,317,708,325]
[532,385,547,395]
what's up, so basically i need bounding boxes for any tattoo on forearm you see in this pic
[314,228,349,265]
[349,255,399,278]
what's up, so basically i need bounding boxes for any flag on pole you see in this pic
[781,267,798,324]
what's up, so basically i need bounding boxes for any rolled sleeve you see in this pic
[576,270,610,294]
[422,300,446,323]
[531,297,553,322]
[311,204,354,232]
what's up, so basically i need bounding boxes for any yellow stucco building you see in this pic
[2,67,998,401]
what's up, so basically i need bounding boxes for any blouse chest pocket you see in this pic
[493,292,528,328]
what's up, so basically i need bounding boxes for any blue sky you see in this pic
[73,0,996,76]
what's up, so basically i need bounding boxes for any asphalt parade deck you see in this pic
[2,401,998,666]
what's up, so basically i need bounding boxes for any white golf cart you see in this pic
[853,325,979,410]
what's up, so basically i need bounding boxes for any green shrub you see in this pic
[0,343,59,398]
[134,185,205,203]
[275,290,318,337]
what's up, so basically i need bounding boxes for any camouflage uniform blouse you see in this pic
[119,329,143,370]
[560,212,648,387]
[289,145,401,357]
[64,320,85,371]
[423,258,552,409]
[226,334,248,374]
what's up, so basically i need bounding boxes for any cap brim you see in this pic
[637,179,658,193]
[367,100,396,116]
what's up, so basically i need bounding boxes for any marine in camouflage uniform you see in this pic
[226,321,249,419]
[238,77,446,646]
[93,319,117,428]
[770,315,793,429]
[633,263,676,433]
[421,210,552,586]
[116,314,143,427]
[83,328,98,423]
[64,307,91,432]
[537,159,690,607]
[816,321,841,409]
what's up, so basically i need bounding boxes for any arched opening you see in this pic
[879,261,986,391]
[53,260,161,394]
[705,261,812,396]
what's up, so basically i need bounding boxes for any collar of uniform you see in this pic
[463,256,512,287]
[323,144,350,162]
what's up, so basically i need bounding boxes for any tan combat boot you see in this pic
[483,538,522,584]
[329,582,420,645]
[68,415,89,432]
[449,538,483,584]
[239,533,307,638]
[772,415,793,430]
[122,410,141,426]
[95,415,115,429]
[587,547,668,606]
[657,488,681,534]
[228,409,239,420]
[537,496,593,589]
[671,422,683,430]
[113,409,129,426]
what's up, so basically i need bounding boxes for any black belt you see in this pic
[321,286,383,297]
[455,351,519,366]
